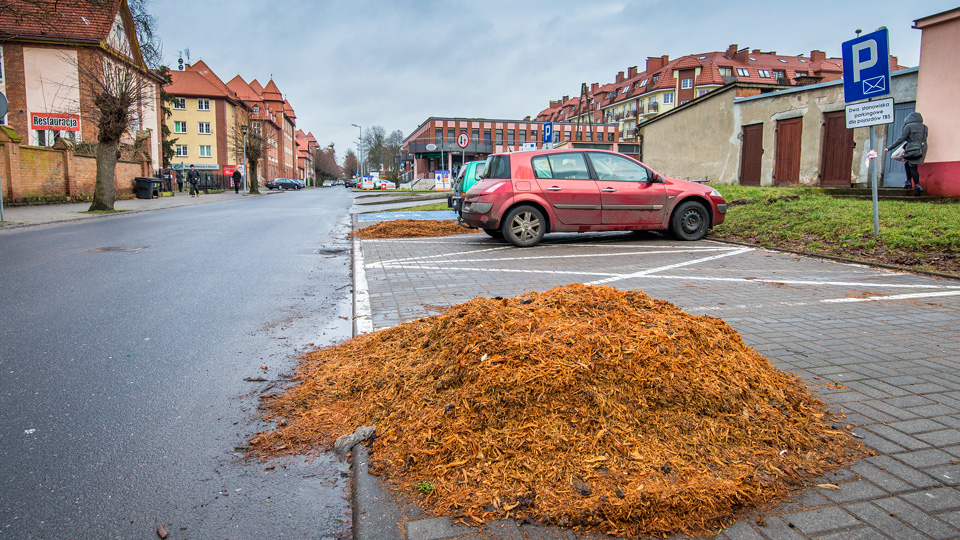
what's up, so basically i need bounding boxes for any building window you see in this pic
[435,128,442,144]
[447,128,454,142]
[472,128,479,142]
[698,90,709,97]
[496,129,503,143]
[649,96,657,105]
[483,129,491,144]
[175,144,188,157]
[507,129,515,144]
[530,129,537,142]
[719,67,732,77]
[651,74,659,83]
[639,78,648,87]
[680,100,690,105]
[198,122,211,134]
[758,70,771,78]
[173,97,185,109]
[519,130,526,143]
[736,68,750,77]
[681,79,693,89]
[607,132,614,142]
[663,93,674,104]
[796,70,808,77]
[199,145,212,157]
[174,121,187,133]
[197,98,210,110]
[252,105,260,114]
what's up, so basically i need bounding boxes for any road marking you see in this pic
[587,247,754,285]
[645,274,960,290]
[352,235,374,335]
[377,264,618,278]
[369,247,744,268]
[822,290,960,303]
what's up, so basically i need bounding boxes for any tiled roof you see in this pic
[183,60,239,103]
[167,71,232,98]
[226,75,261,103]
[0,0,119,43]
[262,80,283,102]
[249,79,264,94]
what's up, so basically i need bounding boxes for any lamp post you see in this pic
[351,123,363,179]
[240,125,248,196]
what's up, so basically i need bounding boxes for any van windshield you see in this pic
[483,155,511,179]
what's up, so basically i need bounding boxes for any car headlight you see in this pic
[709,188,722,198]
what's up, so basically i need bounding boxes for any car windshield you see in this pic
[483,155,510,179]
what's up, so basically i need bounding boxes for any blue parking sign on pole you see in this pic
[543,122,553,143]
[841,28,891,103]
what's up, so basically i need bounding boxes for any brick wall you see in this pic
[0,127,149,203]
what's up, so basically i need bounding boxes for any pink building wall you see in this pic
[915,8,960,197]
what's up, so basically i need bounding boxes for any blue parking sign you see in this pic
[841,28,891,103]
[543,122,553,143]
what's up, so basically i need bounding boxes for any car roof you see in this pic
[489,148,621,158]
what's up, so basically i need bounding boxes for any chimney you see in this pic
[615,71,625,83]
[810,50,826,63]
[726,44,738,57]
[523,116,531,121]
[563,95,569,102]
[627,65,638,78]
[734,48,749,64]
[550,100,559,108]
[646,56,663,72]
[591,82,599,93]
[889,55,899,70]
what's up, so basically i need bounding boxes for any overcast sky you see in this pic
[153,0,955,164]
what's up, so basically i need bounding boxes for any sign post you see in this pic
[0,91,7,221]
[543,122,553,149]
[457,132,469,175]
[842,28,891,238]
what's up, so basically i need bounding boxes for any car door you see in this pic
[530,152,601,225]
[587,152,667,226]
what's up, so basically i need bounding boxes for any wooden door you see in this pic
[820,111,854,187]
[774,117,802,185]
[739,124,763,186]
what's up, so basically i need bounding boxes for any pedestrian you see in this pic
[232,169,242,194]
[885,112,928,196]
[176,169,184,192]
[187,165,201,197]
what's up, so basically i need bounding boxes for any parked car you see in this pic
[291,178,305,188]
[449,160,486,214]
[344,179,357,188]
[266,178,301,190]
[460,149,727,248]
[373,179,396,189]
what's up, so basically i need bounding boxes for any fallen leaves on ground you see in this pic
[250,284,866,537]
[353,219,477,239]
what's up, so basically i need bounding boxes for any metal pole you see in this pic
[869,125,880,237]
[242,131,248,196]
[0,163,5,222]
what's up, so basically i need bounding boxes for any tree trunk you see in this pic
[89,139,119,211]
[249,160,260,194]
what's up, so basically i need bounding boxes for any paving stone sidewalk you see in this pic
[353,228,960,540]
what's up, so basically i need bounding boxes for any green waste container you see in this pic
[134,177,159,199]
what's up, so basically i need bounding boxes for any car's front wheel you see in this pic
[671,200,710,241]
[502,205,545,247]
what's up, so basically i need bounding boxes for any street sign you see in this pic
[543,122,553,143]
[845,97,894,128]
[841,28,891,103]
[457,133,469,149]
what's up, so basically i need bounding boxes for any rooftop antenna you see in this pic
[184,48,191,64]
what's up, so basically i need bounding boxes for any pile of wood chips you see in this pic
[250,284,866,537]
[353,219,476,239]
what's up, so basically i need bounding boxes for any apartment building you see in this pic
[536,44,899,142]
[0,0,163,163]
[296,129,319,184]
[225,76,297,181]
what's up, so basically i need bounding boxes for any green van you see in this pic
[448,160,486,214]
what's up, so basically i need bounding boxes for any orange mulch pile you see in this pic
[250,284,867,537]
[353,219,477,239]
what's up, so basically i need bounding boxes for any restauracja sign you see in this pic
[31,113,80,131]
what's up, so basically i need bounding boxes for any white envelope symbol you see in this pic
[863,75,886,94]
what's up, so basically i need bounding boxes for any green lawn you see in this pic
[709,185,960,274]
[387,202,451,212]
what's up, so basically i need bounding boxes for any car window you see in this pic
[483,155,511,179]
[473,163,485,181]
[546,152,589,180]
[588,153,649,182]
[531,155,552,179]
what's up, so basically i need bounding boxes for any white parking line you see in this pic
[378,264,618,278]
[822,290,960,303]
[587,247,754,285]
[352,236,374,335]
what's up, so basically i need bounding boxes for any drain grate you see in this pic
[316,247,347,255]
[85,246,150,253]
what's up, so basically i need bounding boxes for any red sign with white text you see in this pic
[31,113,80,131]
[222,165,237,176]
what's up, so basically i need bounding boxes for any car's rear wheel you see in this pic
[502,205,545,247]
[671,200,710,241]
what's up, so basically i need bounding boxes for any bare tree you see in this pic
[313,148,340,180]
[342,149,358,178]
[362,125,386,174]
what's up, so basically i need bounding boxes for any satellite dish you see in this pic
[0,92,7,118]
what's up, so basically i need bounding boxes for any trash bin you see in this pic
[134,177,158,199]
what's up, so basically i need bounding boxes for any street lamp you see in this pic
[240,124,248,196]
[351,123,363,179]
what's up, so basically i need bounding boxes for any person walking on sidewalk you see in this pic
[187,165,201,197]
[232,169,242,194]
[885,112,928,196]
[176,169,184,192]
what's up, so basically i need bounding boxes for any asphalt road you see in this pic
[0,188,356,539]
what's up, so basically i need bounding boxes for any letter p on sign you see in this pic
[851,40,877,82]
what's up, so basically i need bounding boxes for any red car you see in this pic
[460,149,727,247]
